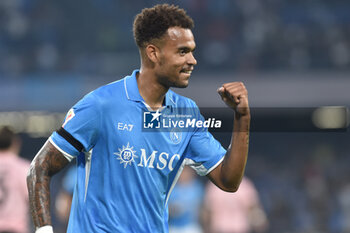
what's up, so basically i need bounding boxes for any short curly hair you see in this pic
[133,4,194,48]
[0,126,15,150]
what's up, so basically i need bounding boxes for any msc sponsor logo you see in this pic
[114,143,138,168]
[114,143,180,171]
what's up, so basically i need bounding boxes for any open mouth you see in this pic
[181,70,192,75]
[180,69,193,75]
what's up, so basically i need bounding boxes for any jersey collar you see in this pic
[124,70,176,107]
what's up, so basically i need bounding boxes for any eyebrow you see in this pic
[178,46,196,52]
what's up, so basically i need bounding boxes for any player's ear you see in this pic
[145,44,160,63]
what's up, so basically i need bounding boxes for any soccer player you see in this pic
[27,4,250,233]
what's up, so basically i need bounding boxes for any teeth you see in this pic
[183,70,192,74]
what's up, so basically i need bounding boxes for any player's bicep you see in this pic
[29,140,70,177]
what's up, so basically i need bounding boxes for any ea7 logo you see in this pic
[143,110,162,129]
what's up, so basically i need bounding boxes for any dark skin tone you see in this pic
[137,27,197,109]
[210,81,250,192]
[27,140,69,227]
[138,27,250,191]
[27,26,250,229]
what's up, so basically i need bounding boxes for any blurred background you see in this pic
[0,0,350,232]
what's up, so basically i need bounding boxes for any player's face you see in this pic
[155,27,197,88]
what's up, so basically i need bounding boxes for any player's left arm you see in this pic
[207,82,250,192]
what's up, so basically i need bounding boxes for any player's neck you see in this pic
[137,69,168,110]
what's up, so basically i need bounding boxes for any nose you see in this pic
[187,52,197,66]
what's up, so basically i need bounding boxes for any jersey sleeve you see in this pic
[50,92,101,159]
[184,104,226,176]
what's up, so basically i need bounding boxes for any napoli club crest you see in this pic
[170,128,182,144]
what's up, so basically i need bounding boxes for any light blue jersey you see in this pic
[50,70,226,233]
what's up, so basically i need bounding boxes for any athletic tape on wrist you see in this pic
[35,225,54,233]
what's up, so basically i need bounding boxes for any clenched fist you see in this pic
[217,82,250,117]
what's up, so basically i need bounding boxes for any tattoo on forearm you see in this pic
[27,141,69,227]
